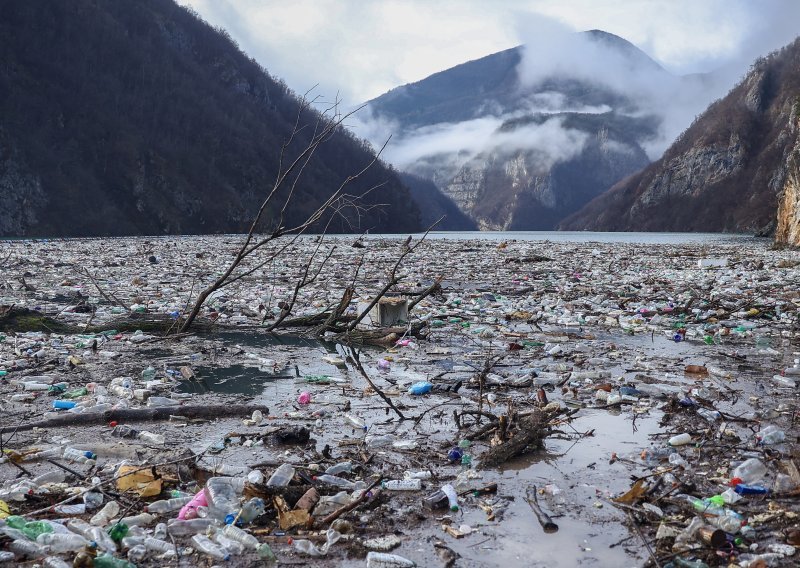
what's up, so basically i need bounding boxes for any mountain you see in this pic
[364,30,687,230]
[562,38,800,235]
[0,0,421,237]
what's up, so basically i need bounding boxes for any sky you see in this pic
[178,0,800,106]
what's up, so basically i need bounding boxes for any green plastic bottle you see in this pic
[93,555,137,568]
[62,387,89,399]
[6,516,55,540]
[107,522,129,543]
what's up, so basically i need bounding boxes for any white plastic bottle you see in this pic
[36,533,89,552]
[381,479,422,491]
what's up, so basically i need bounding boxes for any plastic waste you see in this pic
[191,533,231,561]
[91,501,120,526]
[266,463,295,487]
[382,479,422,491]
[145,496,192,514]
[292,528,341,556]
[408,381,432,395]
[366,551,417,567]
[732,458,768,484]
[441,483,459,511]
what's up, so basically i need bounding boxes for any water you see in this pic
[359,231,766,245]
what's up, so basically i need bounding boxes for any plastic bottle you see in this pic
[0,552,13,563]
[63,448,96,462]
[734,484,769,496]
[204,477,245,510]
[42,557,71,568]
[33,469,67,485]
[8,538,48,559]
[366,551,417,567]
[266,463,295,487]
[37,532,90,552]
[382,479,422,491]
[408,382,432,395]
[191,533,230,561]
[314,474,357,490]
[91,501,120,526]
[423,489,448,510]
[137,431,165,445]
[145,496,193,514]
[167,518,219,536]
[668,433,692,446]
[756,425,785,445]
[107,522,130,543]
[219,523,259,549]
[344,414,367,431]
[732,458,768,484]
[83,491,104,509]
[119,512,154,527]
[127,545,147,563]
[93,555,137,568]
[144,536,176,555]
[53,400,77,410]
[325,461,353,475]
[441,484,459,511]
[697,408,721,421]
[365,434,395,449]
[7,517,54,540]
[232,497,265,525]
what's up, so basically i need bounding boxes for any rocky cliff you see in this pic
[563,38,800,234]
[776,111,800,244]
[0,0,421,237]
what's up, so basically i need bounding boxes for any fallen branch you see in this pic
[524,486,559,533]
[1,404,269,434]
[477,410,549,469]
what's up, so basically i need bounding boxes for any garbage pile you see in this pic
[0,234,799,566]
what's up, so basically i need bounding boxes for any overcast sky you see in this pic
[178,0,800,106]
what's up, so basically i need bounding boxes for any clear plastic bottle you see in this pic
[32,470,66,485]
[153,522,168,540]
[214,532,246,555]
[191,534,230,561]
[204,477,244,511]
[91,501,120,526]
[344,414,367,431]
[235,497,265,524]
[732,458,768,483]
[36,532,90,552]
[756,425,786,445]
[167,518,220,536]
[42,557,71,568]
[365,434,395,449]
[145,496,193,513]
[325,461,353,475]
[127,544,147,563]
[144,536,176,555]
[137,431,165,445]
[62,448,96,462]
[314,474,357,490]
[119,512,155,527]
[8,538,48,559]
[219,524,259,549]
[266,463,295,487]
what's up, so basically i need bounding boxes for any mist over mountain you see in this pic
[0,0,421,238]
[355,25,742,231]
[563,37,800,236]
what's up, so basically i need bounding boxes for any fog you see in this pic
[351,8,800,171]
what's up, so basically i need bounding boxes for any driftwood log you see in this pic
[1,404,269,434]
[477,410,549,469]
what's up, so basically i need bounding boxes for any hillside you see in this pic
[363,30,684,230]
[562,38,800,234]
[0,0,421,237]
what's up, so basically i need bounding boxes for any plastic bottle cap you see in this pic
[730,477,743,487]
[109,421,118,427]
